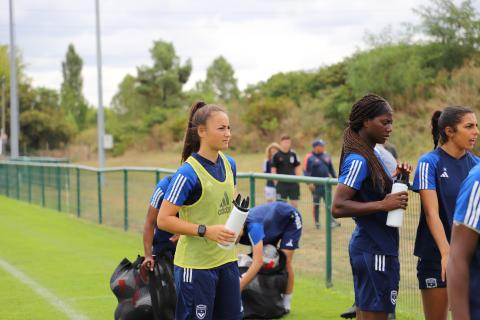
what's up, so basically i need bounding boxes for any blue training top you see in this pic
[412,148,479,261]
[239,201,301,247]
[305,152,337,179]
[338,151,398,256]
[149,175,175,254]
[164,152,237,206]
[453,162,480,319]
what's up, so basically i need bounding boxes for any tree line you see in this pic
[1,0,480,157]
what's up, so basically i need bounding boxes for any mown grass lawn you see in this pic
[0,196,355,319]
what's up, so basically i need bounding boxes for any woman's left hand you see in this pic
[393,162,413,178]
[205,225,236,245]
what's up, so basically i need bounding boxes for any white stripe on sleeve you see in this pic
[166,175,182,203]
[150,189,161,206]
[424,162,429,189]
[420,162,429,190]
[154,191,164,207]
[467,181,480,227]
[344,160,358,186]
[172,175,187,204]
[465,181,480,226]
[166,174,186,204]
[150,189,163,207]
[345,160,362,187]
[419,162,424,189]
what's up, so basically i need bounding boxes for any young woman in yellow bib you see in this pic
[157,101,242,320]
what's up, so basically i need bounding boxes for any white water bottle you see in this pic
[218,195,250,250]
[386,174,409,228]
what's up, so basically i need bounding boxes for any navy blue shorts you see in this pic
[276,182,300,201]
[174,262,242,320]
[350,246,399,313]
[416,258,447,289]
[264,210,302,250]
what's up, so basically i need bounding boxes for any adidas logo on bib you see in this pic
[218,192,230,215]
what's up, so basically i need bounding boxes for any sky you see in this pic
[0,0,471,107]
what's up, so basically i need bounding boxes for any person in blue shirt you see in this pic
[304,139,338,229]
[412,106,479,320]
[142,175,177,271]
[332,94,411,320]
[238,201,303,312]
[157,101,241,320]
[448,163,480,320]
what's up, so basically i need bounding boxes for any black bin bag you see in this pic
[240,249,289,319]
[149,251,176,320]
[110,251,176,320]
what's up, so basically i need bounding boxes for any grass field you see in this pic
[0,195,359,320]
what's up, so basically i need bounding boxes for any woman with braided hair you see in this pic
[412,107,478,320]
[332,94,411,320]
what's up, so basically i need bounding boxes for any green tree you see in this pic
[136,40,192,109]
[111,74,147,117]
[60,44,88,131]
[260,71,315,106]
[185,80,216,105]
[243,97,294,137]
[20,109,74,150]
[19,86,75,151]
[414,0,480,69]
[308,62,348,96]
[204,56,239,101]
[346,44,435,106]
[33,87,60,112]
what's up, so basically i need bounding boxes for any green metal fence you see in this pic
[0,160,423,319]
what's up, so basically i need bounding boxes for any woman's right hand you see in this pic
[381,191,409,211]
[142,255,155,272]
[205,225,236,245]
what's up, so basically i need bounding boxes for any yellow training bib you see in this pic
[174,152,237,269]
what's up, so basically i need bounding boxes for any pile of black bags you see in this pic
[110,251,176,320]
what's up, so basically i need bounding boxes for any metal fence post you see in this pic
[27,165,32,203]
[0,165,2,195]
[76,167,81,217]
[41,166,45,207]
[155,171,160,184]
[56,166,61,212]
[15,165,20,199]
[325,184,333,288]
[97,171,103,224]
[249,174,256,207]
[5,164,9,197]
[124,169,128,231]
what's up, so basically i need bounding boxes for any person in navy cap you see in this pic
[304,139,338,229]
